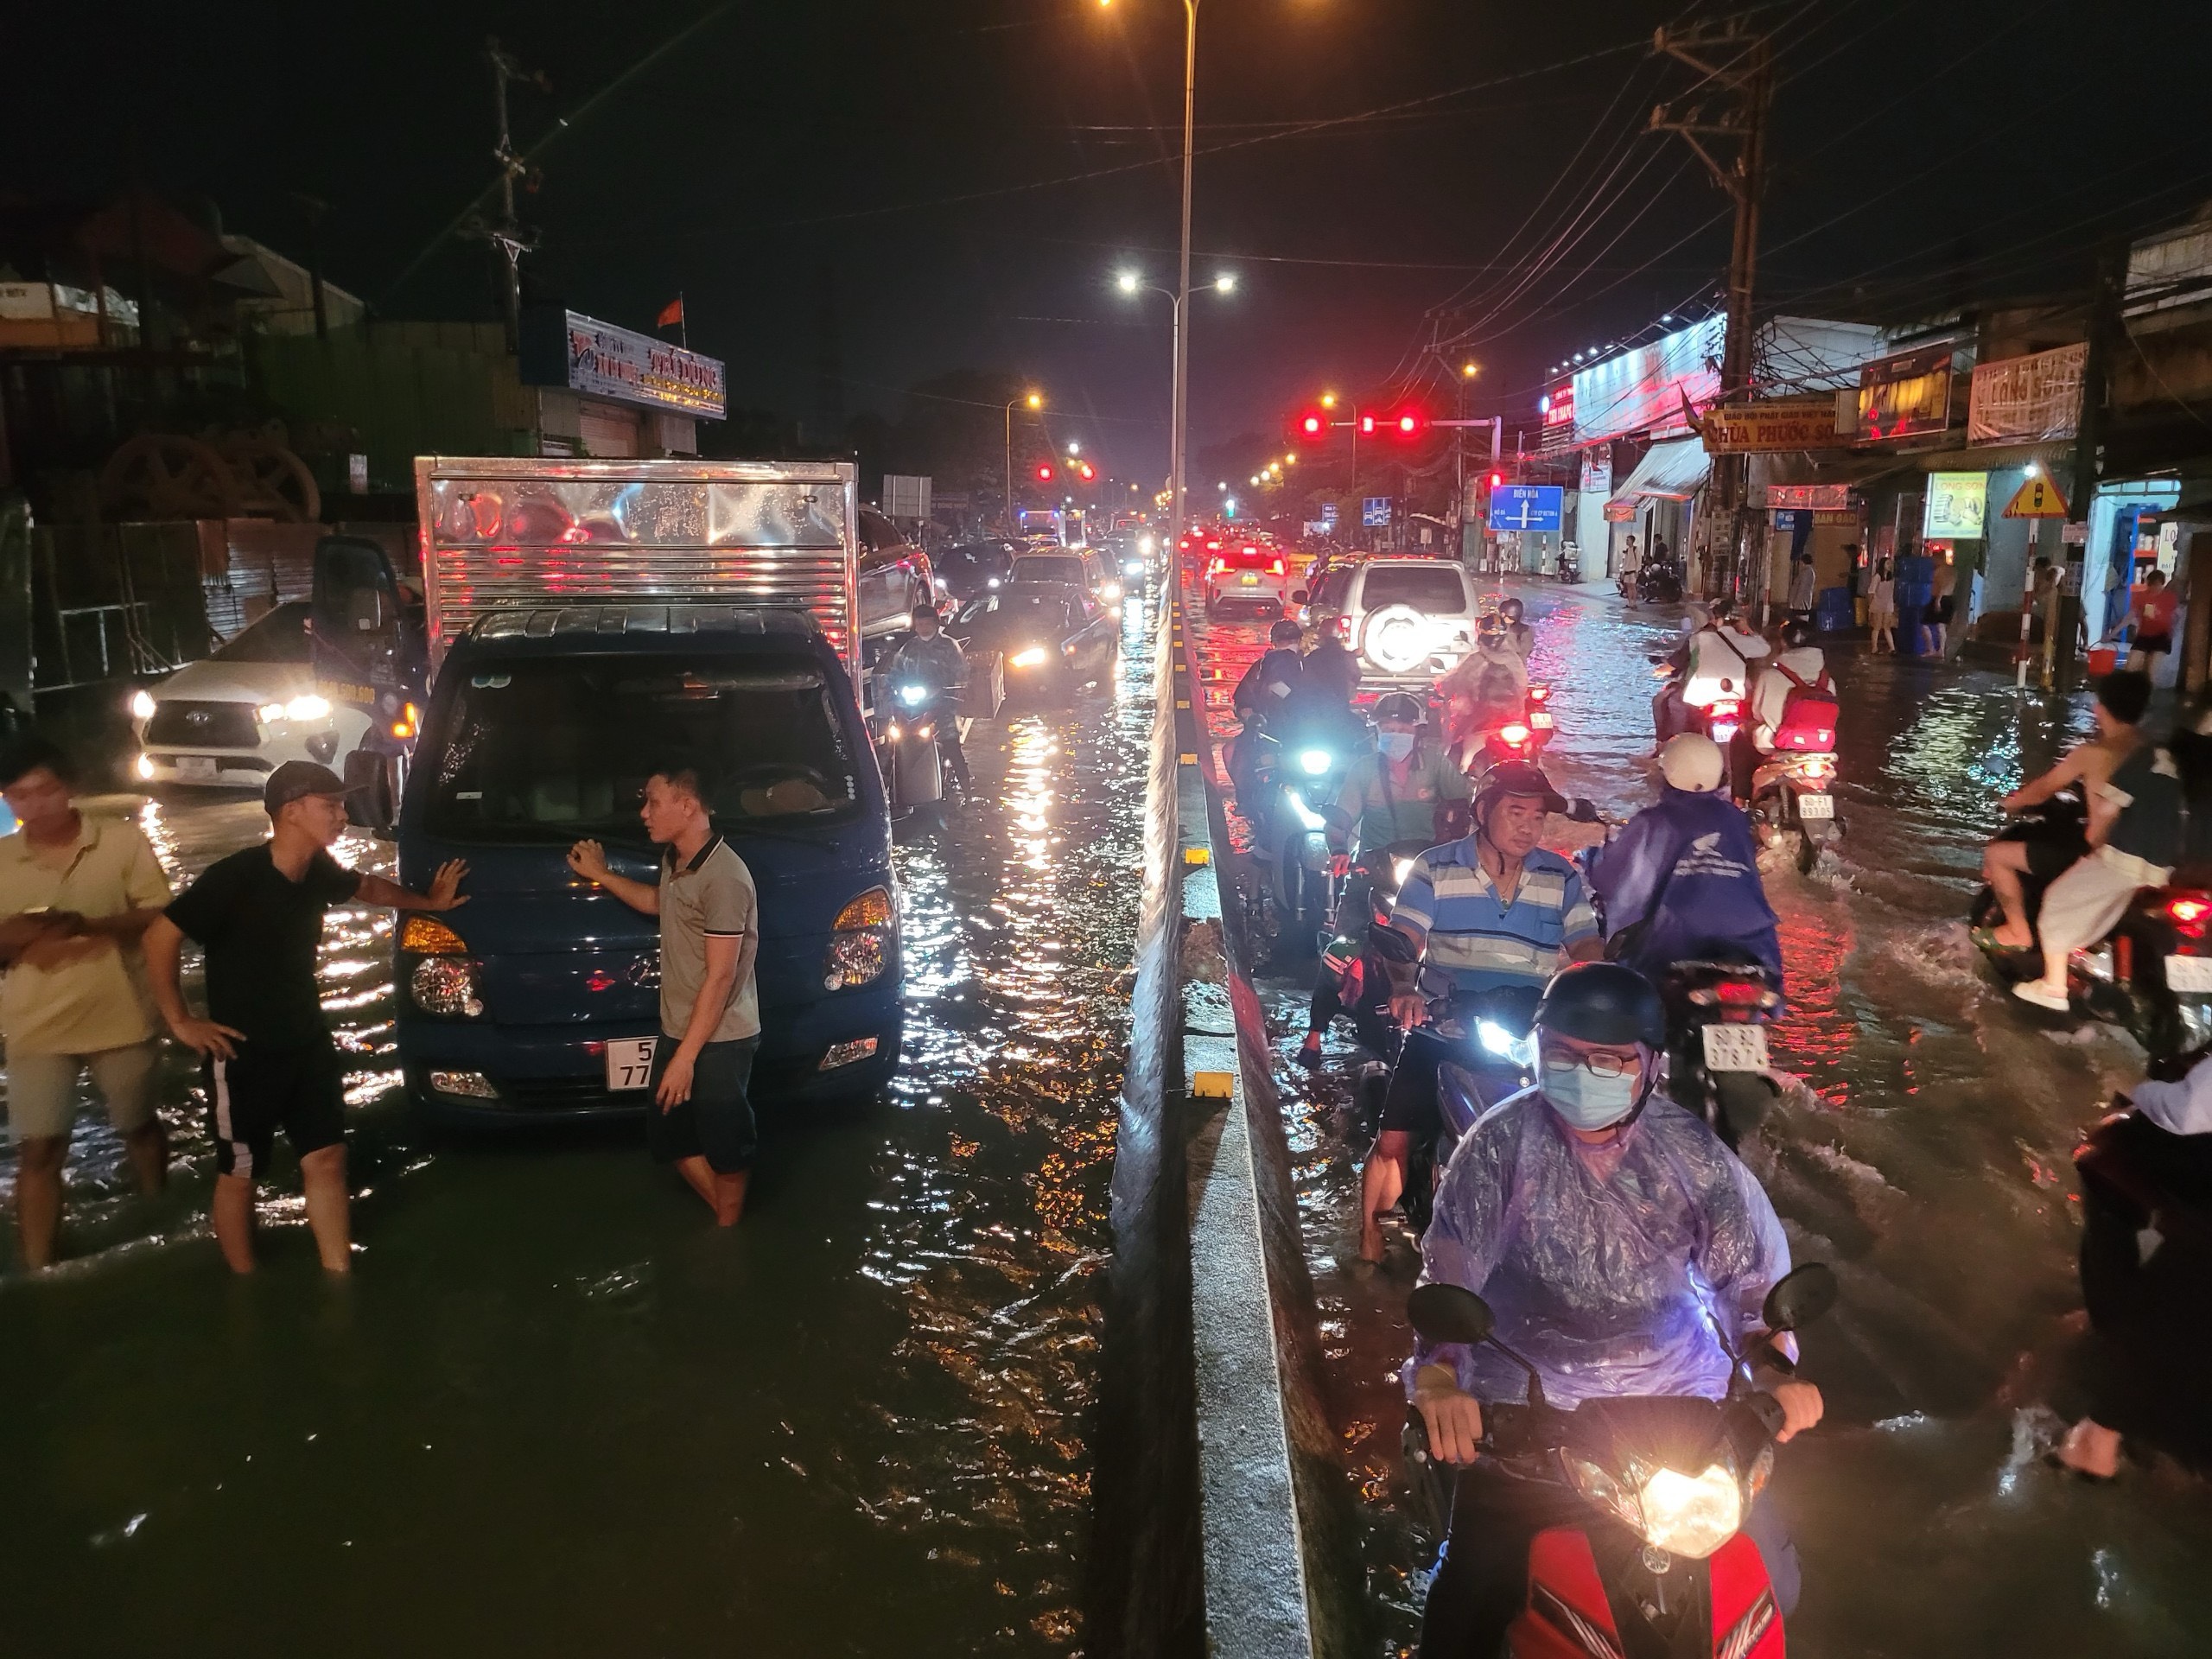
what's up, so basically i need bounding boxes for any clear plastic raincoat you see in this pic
[1409,1087,1790,1408]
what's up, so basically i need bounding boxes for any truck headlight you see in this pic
[409,957,484,1018]
[129,690,157,721]
[825,886,896,990]
[287,694,332,721]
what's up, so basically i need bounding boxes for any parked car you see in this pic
[1010,548,1119,608]
[936,539,1017,604]
[953,581,1119,702]
[1202,537,1295,615]
[1298,556,1481,696]
[131,601,375,788]
[857,507,937,638]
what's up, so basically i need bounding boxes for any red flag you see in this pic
[656,297,684,328]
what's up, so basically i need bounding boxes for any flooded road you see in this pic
[0,601,1156,1656]
[1191,577,2212,1657]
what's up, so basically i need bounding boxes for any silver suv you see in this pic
[1302,557,1479,692]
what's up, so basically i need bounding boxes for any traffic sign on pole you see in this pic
[2002,473,2070,518]
[1489,485,1563,532]
[1362,496,1391,528]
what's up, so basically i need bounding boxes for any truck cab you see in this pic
[391,456,900,1121]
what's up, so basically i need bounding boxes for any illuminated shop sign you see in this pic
[521,308,727,420]
[1857,346,1955,442]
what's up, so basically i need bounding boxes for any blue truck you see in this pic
[339,457,901,1122]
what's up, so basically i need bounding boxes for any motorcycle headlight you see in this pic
[409,956,484,1019]
[1636,1464,1743,1560]
[1477,1020,1535,1066]
[898,683,927,705]
[286,694,332,722]
[1299,748,1332,776]
[987,577,1001,588]
[1565,1457,1644,1537]
[1284,790,1325,833]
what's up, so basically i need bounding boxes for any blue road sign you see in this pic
[1362,496,1392,528]
[1490,484,1562,533]
[1319,501,1339,525]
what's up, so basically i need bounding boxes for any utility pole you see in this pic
[293,193,330,341]
[485,37,547,348]
[1650,15,1773,601]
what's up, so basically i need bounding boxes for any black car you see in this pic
[952,581,1118,702]
[936,539,1016,604]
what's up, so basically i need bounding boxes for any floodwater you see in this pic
[1191,578,2212,1657]
[0,598,1156,1656]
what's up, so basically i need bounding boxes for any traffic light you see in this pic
[1034,461,1056,483]
[1358,412,1377,436]
[1294,409,1328,441]
[1389,407,1427,439]
[1076,461,1096,482]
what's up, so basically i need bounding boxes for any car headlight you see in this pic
[1012,646,1049,667]
[824,887,896,990]
[1101,581,1122,601]
[409,957,484,1018]
[287,694,332,721]
[1299,748,1332,776]
[987,576,1001,588]
[257,702,288,723]
[1138,534,1155,554]
[1124,559,1144,576]
[1637,1464,1743,1560]
[129,690,157,721]
[1284,790,1325,833]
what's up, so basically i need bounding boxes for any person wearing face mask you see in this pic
[1406,962,1822,1654]
[1297,695,1471,1068]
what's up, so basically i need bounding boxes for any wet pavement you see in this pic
[1189,575,2212,1657]
[0,597,1157,1657]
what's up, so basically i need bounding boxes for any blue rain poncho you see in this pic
[1409,1087,1790,1408]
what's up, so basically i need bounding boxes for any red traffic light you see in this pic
[1076,461,1096,482]
[1489,471,1504,488]
[1358,412,1377,435]
[1034,462,1056,483]
[1297,410,1326,439]
[1387,407,1427,440]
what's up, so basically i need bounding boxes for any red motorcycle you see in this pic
[1404,1264,1837,1659]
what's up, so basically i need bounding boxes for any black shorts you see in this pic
[1379,1025,1449,1137]
[646,1034,760,1174]
[2136,632,2172,658]
[204,1045,346,1179]
[1936,594,1956,623]
[2025,835,2089,881]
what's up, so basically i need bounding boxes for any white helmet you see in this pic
[1659,732,1726,793]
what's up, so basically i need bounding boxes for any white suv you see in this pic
[1307,557,1479,693]
[1201,538,1295,614]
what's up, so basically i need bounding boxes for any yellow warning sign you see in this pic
[2002,473,2070,518]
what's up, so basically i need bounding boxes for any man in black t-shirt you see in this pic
[144,762,467,1274]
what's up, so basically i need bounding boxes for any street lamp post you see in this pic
[1116,266,1231,553]
[1173,0,1199,557]
[1005,391,1041,532]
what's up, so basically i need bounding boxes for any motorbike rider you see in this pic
[1652,596,1768,747]
[1357,760,1601,1262]
[881,601,972,790]
[1587,734,1783,987]
[1496,597,1535,661]
[1979,669,2148,952]
[1408,961,1823,1654]
[1747,620,1827,753]
[1436,615,1529,758]
[1233,620,1307,724]
[1298,694,1471,1068]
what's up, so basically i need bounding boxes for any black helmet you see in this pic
[1499,597,1525,623]
[1473,760,1567,821]
[1782,620,1812,649]
[1270,620,1304,645]
[1535,962,1667,1049]
[1372,691,1424,724]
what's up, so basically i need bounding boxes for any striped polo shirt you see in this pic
[1390,838,1598,993]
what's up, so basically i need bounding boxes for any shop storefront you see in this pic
[519,306,726,460]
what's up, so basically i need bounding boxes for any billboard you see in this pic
[1968,342,2086,445]
[1857,346,1955,442]
[521,307,728,420]
[1700,398,1845,454]
[1923,471,1988,540]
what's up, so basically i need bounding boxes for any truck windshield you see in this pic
[424,654,859,839]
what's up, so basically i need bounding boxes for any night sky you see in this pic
[14,0,2212,484]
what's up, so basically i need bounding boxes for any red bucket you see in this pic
[2088,645,2119,676]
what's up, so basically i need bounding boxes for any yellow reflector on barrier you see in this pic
[1183,847,1211,866]
[1191,1071,1234,1099]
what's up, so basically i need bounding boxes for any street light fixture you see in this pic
[1114,262,1238,555]
[1005,390,1044,531]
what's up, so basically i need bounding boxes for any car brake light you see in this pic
[1332,616,1351,641]
[1269,558,1284,575]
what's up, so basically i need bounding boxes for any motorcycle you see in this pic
[1966,789,2088,955]
[1402,1264,1838,1659]
[1319,837,1434,1055]
[1660,957,1784,1152]
[1262,721,1366,957]
[1555,548,1582,584]
[1637,559,1684,605]
[2075,1077,2212,1339]
[876,677,964,810]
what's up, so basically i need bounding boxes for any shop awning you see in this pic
[1610,436,1711,504]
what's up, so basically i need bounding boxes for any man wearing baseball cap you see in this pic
[143,761,467,1274]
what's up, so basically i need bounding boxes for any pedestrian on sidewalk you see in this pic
[1869,560,1898,653]
[0,738,173,1269]
[567,762,761,1226]
[143,762,467,1274]
[1923,552,1956,654]
[2127,568,2180,676]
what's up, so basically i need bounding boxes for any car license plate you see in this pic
[1530,711,1554,729]
[605,1037,658,1091]
[1797,791,1835,820]
[2167,954,2212,993]
[175,755,217,781]
[1240,573,1258,586]
[1701,1023,1770,1072]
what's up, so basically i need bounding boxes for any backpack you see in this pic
[1770,659,1840,751]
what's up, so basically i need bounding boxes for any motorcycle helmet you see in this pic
[1473,760,1567,823]
[1782,620,1813,650]
[1499,598,1525,623]
[1270,620,1304,646]
[1534,961,1667,1050]
[1658,733,1726,793]
[1477,614,1508,647]
[1372,691,1425,725]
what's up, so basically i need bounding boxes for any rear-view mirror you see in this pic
[1291,588,1308,604]
[1762,1262,1839,1334]
[1408,1282,1495,1348]
[1566,798,1603,824]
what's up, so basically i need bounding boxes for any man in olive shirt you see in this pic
[0,738,174,1268]
[568,762,762,1225]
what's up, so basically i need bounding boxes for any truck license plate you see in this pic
[1797,791,1835,820]
[605,1037,658,1091]
[2167,954,2212,993]
[175,755,217,781]
[1701,1024,1770,1072]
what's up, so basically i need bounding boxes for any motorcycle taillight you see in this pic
[2168,892,2212,938]
[1715,980,1766,1007]
[1528,684,1549,703]
[1710,698,1743,719]
[1499,722,1532,747]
